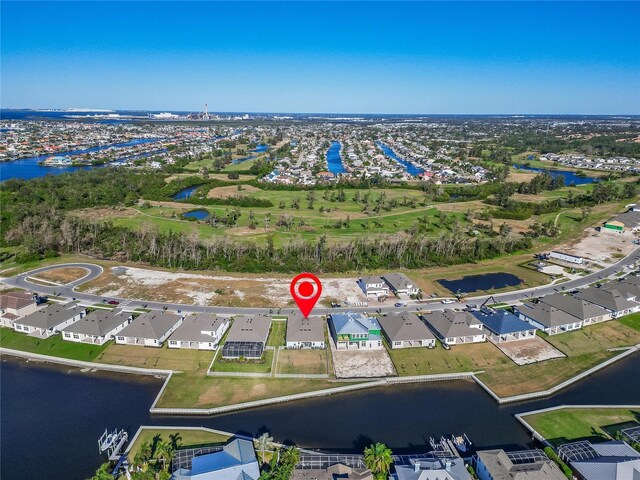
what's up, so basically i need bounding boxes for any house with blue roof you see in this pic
[329,312,383,349]
[172,438,260,480]
[471,307,536,343]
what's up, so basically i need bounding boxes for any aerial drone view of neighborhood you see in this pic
[1,1,640,480]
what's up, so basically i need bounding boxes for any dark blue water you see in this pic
[438,272,523,294]
[326,140,346,174]
[512,164,597,185]
[0,138,160,181]
[172,185,200,199]
[183,209,209,220]
[251,144,269,153]
[377,141,424,175]
[232,155,257,164]
[2,353,640,480]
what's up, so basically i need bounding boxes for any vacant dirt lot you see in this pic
[331,346,396,378]
[276,349,328,375]
[32,267,90,285]
[83,266,366,307]
[495,336,565,366]
[559,229,637,264]
[207,185,262,199]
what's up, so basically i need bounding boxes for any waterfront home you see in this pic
[538,292,611,326]
[13,301,85,338]
[395,458,471,480]
[293,461,373,480]
[470,307,536,343]
[574,286,640,318]
[549,251,584,265]
[61,308,132,345]
[382,273,420,296]
[221,314,272,359]
[167,314,230,350]
[601,278,640,306]
[359,276,389,298]
[421,310,486,346]
[378,312,435,349]
[473,449,565,480]
[329,312,383,350]
[172,438,260,480]
[285,313,325,349]
[115,311,183,347]
[0,291,37,327]
[557,440,640,480]
[514,301,584,335]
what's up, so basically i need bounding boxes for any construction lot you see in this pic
[494,336,565,366]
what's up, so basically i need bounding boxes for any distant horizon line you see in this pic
[2,108,639,117]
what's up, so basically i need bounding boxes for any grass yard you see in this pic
[276,349,328,375]
[127,427,231,461]
[619,313,640,332]
[97,344,213,373]
[210,348,275,374]
[267,321,286,347]
[522,407,640,446]
[155,373,342,408]
[0,327,109,361]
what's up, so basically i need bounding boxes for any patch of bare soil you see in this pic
[207,185,262,199]
[331,346,396,378]
[72,207,137,220]
[32,267,90,285]
[495,336,565,366]
[225,226,271,236]
[559,230,637,264]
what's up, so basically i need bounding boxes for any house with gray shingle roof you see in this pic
[538,292,611,326]
[514,301,584,335]
[395,457,471,480]
[421,310,486,346]
[0,291,37,327]
[574,286,640,318]
[13,301,85,338]
[329,312,382,349]
[62,308,132,345]
[378,312,435,349]
[173,438,260,480]
[221,314,272,359]
[559,440,640,480]
[358,275,389,298]
[474,449,565,480]
[285,313,325,349]
[115,311,183,347]
[168,314,230,350]
[382,273,419,296]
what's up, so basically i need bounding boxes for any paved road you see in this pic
[3,248,640,317]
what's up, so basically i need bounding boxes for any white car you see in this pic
[441,299,455,304]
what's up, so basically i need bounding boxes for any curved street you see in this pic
[2,248,640,317]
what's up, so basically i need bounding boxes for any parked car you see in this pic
[394,302,406,307]
[441,299,455,304]
[107,300,119,305]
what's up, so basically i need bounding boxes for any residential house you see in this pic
[395,458,471,480]
[62,308,132,345]
[13,301,85,338]
[172,438,260,480]
[382,273,420,296]
[558,440,640,480]
[539,292,612,326]
[221,314,272,359]
[422,310,486,346]
[514,301,583,335]
[293,462,373,480]
[115,311,183,347]
[359,276,389,298]
[168,314,230,350]
[0,291,37,327]
[285,313,325,349]
[471,307,537,343]
[574,286,640,318]
[378,312,435,349]
[329,312,382,349]
[474,449,565,480]
[614,210,640,232]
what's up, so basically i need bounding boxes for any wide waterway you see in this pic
[326,140,346,174]
[377,141,425,175]
[2,353,639,480]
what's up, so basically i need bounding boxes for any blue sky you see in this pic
[1,1,639,114]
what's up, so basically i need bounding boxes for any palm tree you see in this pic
[89,462,112,480]
[169,432,183,452]
[154,440,174,472]
[363,443,393,480]
[256,432,273,464]
[139,441,153,462]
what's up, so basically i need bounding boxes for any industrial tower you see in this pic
[203,103,210,121]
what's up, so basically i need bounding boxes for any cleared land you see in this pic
[331,347,396,378]
[522,407,640,446]
[276,349,328,375]
[97,344,213,373]
[31,266,89,284]
[495,336,565,366]
[127,428,230,461]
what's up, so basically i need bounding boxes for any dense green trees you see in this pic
[363,443,393,480]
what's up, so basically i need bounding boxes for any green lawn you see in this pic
[522,407,640,446]
[276,349,328,375]
[619,312,640,332]
[267,321,286,347]
[127,428,231,461]
[0,327,110,361]
[210,348,274,374]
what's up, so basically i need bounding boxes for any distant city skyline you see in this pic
[1,1,639,115]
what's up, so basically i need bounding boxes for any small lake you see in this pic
[512,164,598,185]
[326,140,346,174]
[377,141,424,175]
[172,185,200,200]
[438,272,523,294]
[183,209,209,220]
[251,144,269,153]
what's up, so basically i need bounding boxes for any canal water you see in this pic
[377,141,424,176]
[0,138,160,181]
[512,164,598,186]
[326,141,346,174]
[2,353,639,480]
[438,273,523,294]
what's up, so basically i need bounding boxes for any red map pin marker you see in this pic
[290,273,322,318]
